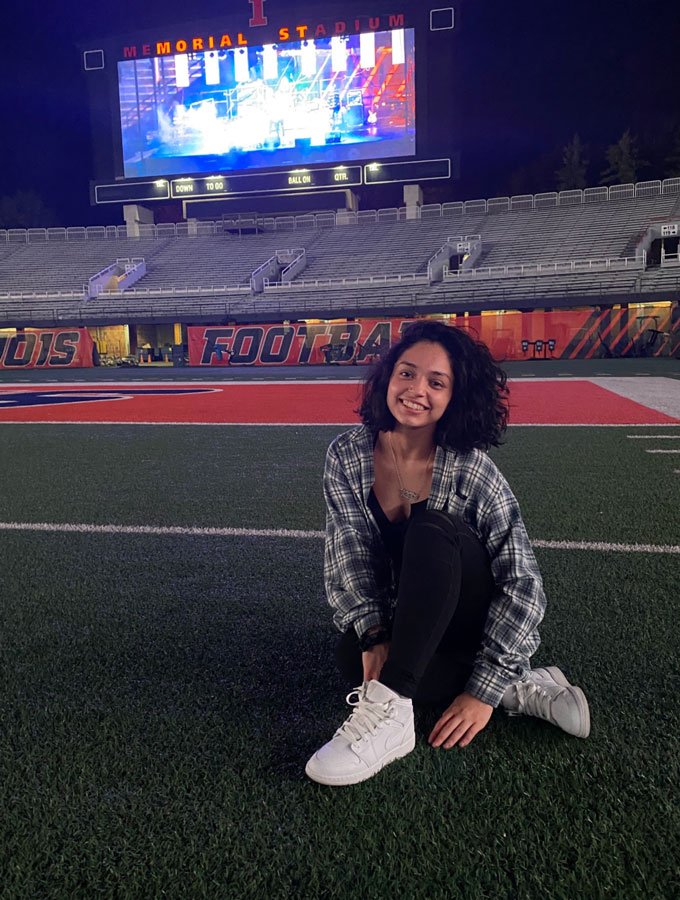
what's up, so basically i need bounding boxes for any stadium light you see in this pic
[360,32,376,69]
[174,53,190,88]
[392,29,405,65]
[262,43,277,80]
[331,36,347,73]
[204,51,220,85]
[234,47,250,82]
[301,39,316,77]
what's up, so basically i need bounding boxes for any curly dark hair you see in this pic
[359,320,509,452]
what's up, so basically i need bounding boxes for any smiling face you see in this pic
[386,340,454,433]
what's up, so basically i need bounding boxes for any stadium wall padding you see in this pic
[0,329,94,369]
[187,305,676,365]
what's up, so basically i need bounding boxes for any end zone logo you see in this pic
[0,388,216,409]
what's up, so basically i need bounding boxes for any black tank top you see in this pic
[368,488,428,577]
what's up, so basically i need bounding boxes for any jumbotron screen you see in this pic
[117,28,416,178]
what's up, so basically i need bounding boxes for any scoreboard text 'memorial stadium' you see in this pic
[83,0,457,208]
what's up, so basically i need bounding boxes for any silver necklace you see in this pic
[387,432,435,502]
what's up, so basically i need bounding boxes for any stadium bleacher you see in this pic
[1,179,679,327]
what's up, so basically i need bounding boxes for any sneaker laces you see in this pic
[335,686,392,743]
[514,682,563,719]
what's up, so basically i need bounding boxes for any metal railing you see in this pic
[96,283,251,298]
[2,281,675,330]
[444,254,645,281]
[263,272,429,291]
[249,248,305,291]
[280,248,306,283]
[0,289,87,301]
[87,257,146,298]
[0,255,646,304]
[426,235,482,281]
[1,178,679,245]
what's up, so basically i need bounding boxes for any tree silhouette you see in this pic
[600,130,643,185]
[556,134,589,191]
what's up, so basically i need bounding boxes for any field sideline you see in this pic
[1,375,679,425]
[0,373,678,899]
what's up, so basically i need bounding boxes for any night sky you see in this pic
[1,0,678,226]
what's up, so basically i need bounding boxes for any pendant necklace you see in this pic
[388,431,435,502]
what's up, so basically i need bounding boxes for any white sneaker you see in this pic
[501,666,591,739]
[305,680,415,786]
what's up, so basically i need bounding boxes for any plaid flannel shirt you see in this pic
[323,425,546,707]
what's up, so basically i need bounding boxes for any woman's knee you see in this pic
[404,510,467,553]
[404,510,492,587]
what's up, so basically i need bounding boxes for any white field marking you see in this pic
[528,539,680,554]
[645,449,680,454]
[0,421,358,426]
[508,422,680,427]
[590,376,680,420]
[2,421,680,427]
[0,521,325,539]
[1,521,678,553]
[627,434,680,439]
[0,378,603,389]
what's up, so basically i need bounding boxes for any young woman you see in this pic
[305,321,590,787]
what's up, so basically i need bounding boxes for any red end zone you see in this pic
[0,381,677,425]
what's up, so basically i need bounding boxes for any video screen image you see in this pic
[118,28,416,178]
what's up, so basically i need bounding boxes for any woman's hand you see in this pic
[362,642,390,682]
[428,692,493,749]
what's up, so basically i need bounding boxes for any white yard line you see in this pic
[1,521,678,553]
[529,539,679,554]
[627,435,680,439]
[0,521,325,539]
[645,449,680,454]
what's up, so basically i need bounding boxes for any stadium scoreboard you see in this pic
[171,166,363,198]
[93,159,453,203]
[84,0,459,206]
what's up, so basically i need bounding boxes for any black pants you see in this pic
[335,511,495,704]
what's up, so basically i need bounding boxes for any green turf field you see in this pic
[1,424,678,899]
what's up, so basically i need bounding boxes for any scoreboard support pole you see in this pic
[403,184,423,220]
[123,203,155,237]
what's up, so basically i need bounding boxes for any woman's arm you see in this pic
[426,464,544,748]
[464,471,546,708]
[323,440,393,640]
